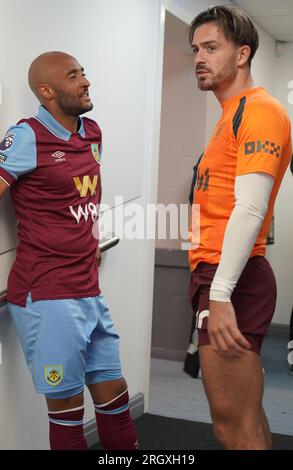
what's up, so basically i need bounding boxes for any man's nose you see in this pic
[194,49,206,65]
[82,76,91,87]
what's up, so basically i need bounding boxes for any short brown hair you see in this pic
[188,4,259,67]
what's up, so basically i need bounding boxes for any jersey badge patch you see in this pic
[44,365,64,386]
[91,143,101,164]
[0,132,15,152]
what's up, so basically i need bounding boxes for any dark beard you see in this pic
[55,90,93,116]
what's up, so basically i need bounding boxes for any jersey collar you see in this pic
[221,87,265,110]
[35,106,85,141]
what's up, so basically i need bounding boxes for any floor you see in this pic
[149,334,293,436]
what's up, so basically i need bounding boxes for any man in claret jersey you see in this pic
[0,51,137,450]
[188,5,291,449]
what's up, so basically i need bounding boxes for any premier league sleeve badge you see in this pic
[0,132,15,152]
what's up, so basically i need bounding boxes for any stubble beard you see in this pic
[196,58,238,92]
[56,90,94,116]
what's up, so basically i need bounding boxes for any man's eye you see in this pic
[207,46,216,52]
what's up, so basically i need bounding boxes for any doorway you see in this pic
[150,11,205,366]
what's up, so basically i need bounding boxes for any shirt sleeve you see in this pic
[209,172,274,302]
[0,122,37,187]
[236,102,289,180]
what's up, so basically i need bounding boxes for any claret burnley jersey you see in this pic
[0,106,102,306]
[189,87,292,272]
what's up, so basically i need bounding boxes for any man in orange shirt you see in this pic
[188,5,292,449]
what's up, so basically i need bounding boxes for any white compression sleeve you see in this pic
[209,173,274,302]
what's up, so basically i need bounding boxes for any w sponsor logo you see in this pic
[73,175,99,198]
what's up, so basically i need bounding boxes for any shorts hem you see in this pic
[36,381,84,395]
[85,375,123,385]
[85,368,122,385]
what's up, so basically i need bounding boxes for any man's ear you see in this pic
[37,83,55,101]
[238,45,251,67]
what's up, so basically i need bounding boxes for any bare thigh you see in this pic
[199,345,264,424]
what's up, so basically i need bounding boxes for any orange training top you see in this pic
[189,87,292,272]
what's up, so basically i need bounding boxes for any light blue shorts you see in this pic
[8,293,122,398]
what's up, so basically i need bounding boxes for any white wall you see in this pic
[0,0,163,449]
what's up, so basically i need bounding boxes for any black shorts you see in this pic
[189,256,277,354]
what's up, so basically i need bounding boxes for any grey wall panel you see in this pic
[151,249,193,361]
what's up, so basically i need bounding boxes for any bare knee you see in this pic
[213,415,268,450]
[87,377,127,405]
[213,419,238,449]
[46,392,84,412]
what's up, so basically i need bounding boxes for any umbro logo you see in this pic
[51,151,66,162]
